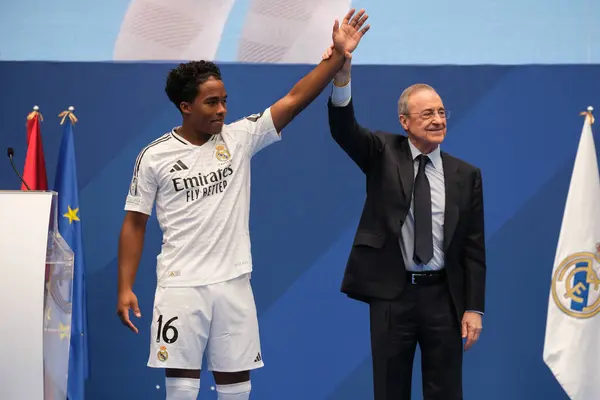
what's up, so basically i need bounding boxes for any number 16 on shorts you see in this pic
[156,315,179,344]
[147,288,210,369]
[148,313,186,368]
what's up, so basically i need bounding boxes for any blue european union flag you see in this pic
[54,112,90,399]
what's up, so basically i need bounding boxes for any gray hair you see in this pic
[398,83,437,116]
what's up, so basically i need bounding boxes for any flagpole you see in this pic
[27,105,43,122]
[580,106,594,122]
[58,106,78,126]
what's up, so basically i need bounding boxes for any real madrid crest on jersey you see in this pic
[215,144,231,162]
[551,243,600,319]
[157,345,168,361]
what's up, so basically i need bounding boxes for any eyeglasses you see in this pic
[403,109,451,120]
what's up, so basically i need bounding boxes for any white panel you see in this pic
[0,191,52,400]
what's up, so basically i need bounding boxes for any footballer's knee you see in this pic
[164,369,201,399]
[212,370,250,385]
[213,371,252,399]
[166,368,201,379]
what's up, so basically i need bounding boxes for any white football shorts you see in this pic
[147,273,264,372]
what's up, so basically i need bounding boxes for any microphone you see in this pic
[6,148,31,190]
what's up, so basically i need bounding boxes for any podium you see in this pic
[0,191,74,400]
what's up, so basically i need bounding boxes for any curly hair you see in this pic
[165,61,223,112]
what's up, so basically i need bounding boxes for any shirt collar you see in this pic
[407,139,442,170]
[171,127,191,145]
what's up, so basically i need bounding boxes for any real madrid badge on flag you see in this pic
[543,107,600,399]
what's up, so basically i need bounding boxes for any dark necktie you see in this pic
[413,154,433,265]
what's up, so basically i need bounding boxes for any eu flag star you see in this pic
[59,323,71,340]
[63,205,80,224]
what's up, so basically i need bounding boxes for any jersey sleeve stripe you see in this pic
[133,135,172,177]
[133,133,169,171]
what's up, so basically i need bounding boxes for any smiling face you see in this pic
[398,86,447,154]
[179,76,227,135]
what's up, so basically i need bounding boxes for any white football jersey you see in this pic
[124,107,281,287]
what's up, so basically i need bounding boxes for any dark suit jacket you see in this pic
[328,98,486,322]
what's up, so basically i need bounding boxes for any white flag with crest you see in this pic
[543,107,600,399]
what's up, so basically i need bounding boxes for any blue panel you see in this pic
[1,61,598,399]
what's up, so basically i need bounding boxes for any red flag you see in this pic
[22,107,48,190]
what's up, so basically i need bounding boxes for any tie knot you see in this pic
[417,154,430,172]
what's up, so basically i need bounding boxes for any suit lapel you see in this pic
[442,153,462,250]
[396,138,414,205]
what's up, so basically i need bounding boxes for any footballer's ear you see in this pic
[179,101,193,115]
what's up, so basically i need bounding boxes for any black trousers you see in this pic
[369,277,463,400]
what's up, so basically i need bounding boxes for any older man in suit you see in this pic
[322,46,486,400]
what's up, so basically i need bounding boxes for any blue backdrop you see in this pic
[1,61,599,399]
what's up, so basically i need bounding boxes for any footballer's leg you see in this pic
[113,0,235,61]
[148,286,211,399]
[237,0,352,63]
[207,274,262,399]
[212,371,252,399]
[164,369,201,400]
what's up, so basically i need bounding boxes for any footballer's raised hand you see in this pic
[332,8,370,59]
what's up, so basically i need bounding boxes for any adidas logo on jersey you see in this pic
[254,352,262,363]
[170,160,189,173]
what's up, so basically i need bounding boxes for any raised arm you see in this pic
[270,8,370,133]
[324,46,382,173]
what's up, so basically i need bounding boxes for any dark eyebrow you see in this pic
[204,95,227,102]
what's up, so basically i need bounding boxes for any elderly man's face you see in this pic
[399,89,448,153]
